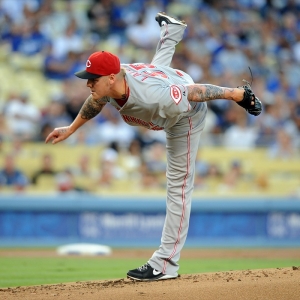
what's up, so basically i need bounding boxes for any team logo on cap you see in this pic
[170,85,182,104]
[86,60,92,68]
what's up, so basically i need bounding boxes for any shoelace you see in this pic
[137,263,150,271]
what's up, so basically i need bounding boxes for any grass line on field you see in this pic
[1,257,300,288]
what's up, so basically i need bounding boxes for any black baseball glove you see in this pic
[236,80,262,116]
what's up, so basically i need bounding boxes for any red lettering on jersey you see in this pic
[140,70,168,81]
[129,63,155,70]
[146,71,168,78]
[121,115,164,131]
[170,85,182,105]
[176,70,183,76]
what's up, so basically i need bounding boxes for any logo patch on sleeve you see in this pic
[170,85,182,104]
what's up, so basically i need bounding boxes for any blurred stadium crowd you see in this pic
[0,0,299,196]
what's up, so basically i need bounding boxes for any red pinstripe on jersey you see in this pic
[162,116,192,274]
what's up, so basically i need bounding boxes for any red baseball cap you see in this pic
[75,51,121,79]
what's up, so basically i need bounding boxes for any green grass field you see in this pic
[1,256,300,288]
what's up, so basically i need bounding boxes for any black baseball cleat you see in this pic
[127,262,178,281]
[155,11,187,27]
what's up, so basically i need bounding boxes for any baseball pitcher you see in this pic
[46,12,262,281]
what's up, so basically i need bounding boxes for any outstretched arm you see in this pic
[45,95,107,144]
[187,84,244,103]
[187,83,262,116]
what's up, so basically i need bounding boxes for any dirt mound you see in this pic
[1,267,300,300]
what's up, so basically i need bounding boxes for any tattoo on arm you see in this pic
[187,84,234,102]
[80,96,107,120]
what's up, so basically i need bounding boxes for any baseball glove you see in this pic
[236,80,262,116]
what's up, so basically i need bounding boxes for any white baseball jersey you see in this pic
[102,63,206,131]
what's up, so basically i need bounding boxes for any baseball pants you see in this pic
[148,22,207,275]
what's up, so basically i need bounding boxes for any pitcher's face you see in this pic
[86,75,112,100]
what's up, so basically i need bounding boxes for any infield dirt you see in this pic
[1,249,300,300]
